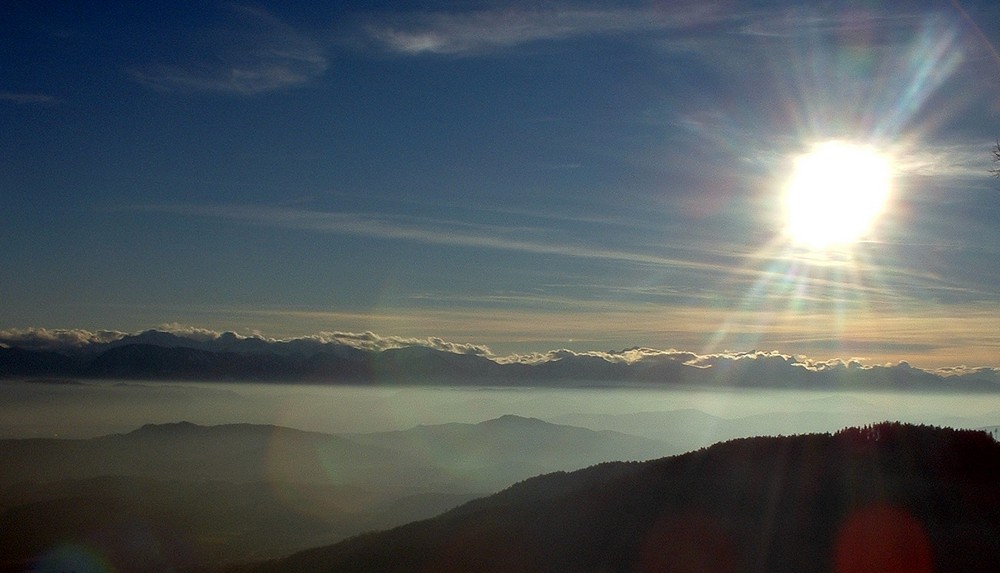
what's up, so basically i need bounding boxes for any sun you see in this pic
[783,141,893,250]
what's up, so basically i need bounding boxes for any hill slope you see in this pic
[0,421,411,487]
[230,422,1000,573]
[0,417,675,572]
[344,415,676,490]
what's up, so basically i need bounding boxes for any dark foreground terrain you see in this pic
[220,422,1000,573]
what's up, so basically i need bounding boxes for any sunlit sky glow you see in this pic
[783,141,893,249]
[4,1,1000,369]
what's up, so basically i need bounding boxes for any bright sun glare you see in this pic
[784,141,893,250]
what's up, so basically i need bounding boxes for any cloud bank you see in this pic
[2,327,998,391]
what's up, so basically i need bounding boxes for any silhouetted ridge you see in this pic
[231,423,1000,573]
[476,414,549,428]
[129,420,205,435]
[5,329,1000,390]
[0,346,79,377]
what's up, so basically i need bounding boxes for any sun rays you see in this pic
[783,141,893,250]
[693,3,982,364]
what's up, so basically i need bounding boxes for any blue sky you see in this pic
[3,0,1000,368]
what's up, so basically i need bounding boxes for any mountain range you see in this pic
[3,329,1000,389]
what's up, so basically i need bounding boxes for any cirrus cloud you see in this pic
[0,91,60,105]
[132,5,327,95]
[365,3,727,56]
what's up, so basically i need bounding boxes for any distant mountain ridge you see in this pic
[344,415,674,487]
[0,416,673,491]
[0,416,673,572]
[3,328,1000,389]
[224,422,1000,573]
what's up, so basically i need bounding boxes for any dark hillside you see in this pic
[0,417,673,572]
[230,423,1000,573]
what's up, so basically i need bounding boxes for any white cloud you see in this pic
[0,91,59,105]
[0,328,127,350]
[132,5,327,94]
[892,141,995,180]
[683,349,797,368]
[933,365,1000,383]
[497,348,599,365]
[499,347,712,366]
[155,323,240,343]
[311,331,493,355]
[361,3,937,58]
[0,326,492,356]
[365,3,726,55]
[3,326,998,389]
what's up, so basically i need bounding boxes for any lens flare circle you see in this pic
[784,141,892,250]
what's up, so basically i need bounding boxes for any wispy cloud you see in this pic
[365,3,727,55]
[132,5,326,94]
[892,140,995,180]
[362,3,937,57]
[738,9,922,39]
[141,201,992,312]
[0,91,59,105]
[142,203,737,274]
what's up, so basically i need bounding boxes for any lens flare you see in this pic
[34,543,117,573]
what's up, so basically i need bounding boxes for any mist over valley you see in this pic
[2,374,999,571]
[7,0,1000,568]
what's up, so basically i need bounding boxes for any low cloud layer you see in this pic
[0,327,129,350]
[2,326,999,391]
[302,331,493,356]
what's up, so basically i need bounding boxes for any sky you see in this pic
[3,0,1000,370]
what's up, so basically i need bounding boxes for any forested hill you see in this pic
[225,422,1000,573]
